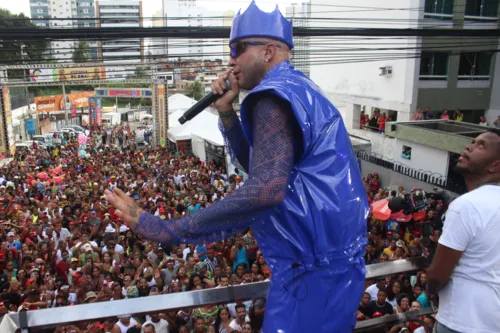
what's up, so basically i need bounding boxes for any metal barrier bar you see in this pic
[0,258,428,330]
[354,307,436,331]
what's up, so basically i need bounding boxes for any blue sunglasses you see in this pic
[229,40,274,59]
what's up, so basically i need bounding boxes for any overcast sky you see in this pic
[1,0,293,26]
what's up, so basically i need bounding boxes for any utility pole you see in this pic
[62,84,69,125]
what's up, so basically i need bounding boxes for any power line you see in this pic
[5,40,496,62]
[2,26,500,41]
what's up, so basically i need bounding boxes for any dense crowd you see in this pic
[359,172,447,333]
[0,125,444,333]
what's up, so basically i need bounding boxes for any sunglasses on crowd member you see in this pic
[229,40,282,59]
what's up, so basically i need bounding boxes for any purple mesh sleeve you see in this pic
[134,94,297,244]
[218,113,250,173]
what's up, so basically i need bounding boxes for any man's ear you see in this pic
[488,159,500,173]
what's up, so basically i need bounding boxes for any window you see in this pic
[424,0,454,17]
[465,0,499,18]
[419,52,449,79]
[401,146,412,160]
[83,9,88,13]
[37,9,43,13]
[458,52,492,79]
[38,16,44,19]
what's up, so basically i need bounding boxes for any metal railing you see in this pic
[356,150,467,194]
[1,257,433,332]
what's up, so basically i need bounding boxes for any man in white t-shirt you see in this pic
[229,303,248,332]
[427,129,500,333]
[142,313,169,333]
[365,278,386,301]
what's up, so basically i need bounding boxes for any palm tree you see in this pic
[187,81,204,101]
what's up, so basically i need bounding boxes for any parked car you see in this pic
[15,143,34,155]
[32,135,53,147]
[45,133,62,145]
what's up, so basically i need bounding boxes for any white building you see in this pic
[309,0,500,141]
[30,0,98,61]
[97,0,144,79]
[163,0,224,61]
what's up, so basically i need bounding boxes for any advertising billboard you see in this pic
[158,84,166,147]
[29,67,106,83]
[34,92,95,113]
[88,96,96,126]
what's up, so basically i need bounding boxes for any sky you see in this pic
[1,0,294,26]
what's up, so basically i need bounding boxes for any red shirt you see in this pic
[55,260,71,281]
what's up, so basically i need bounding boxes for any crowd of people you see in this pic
[0,123,443,333]
[360,107,500,136]
[359,172,446,333]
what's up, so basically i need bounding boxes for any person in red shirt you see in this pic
[378,112,387,134]
[55,250,71,283]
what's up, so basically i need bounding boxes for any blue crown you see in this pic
[230,0,294,49]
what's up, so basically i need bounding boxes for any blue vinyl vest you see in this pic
[240,61,369,333]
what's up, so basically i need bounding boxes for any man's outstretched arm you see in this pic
[106,94,298,244]
[218,110,250,173]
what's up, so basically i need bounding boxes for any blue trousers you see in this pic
[262,265,365,332]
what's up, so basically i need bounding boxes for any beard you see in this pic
[453,160,483,176]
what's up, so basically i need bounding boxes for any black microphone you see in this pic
[178,79,232,125]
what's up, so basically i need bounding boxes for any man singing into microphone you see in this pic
[105,1,368,332]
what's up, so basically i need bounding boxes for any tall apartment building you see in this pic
[286,2,311,77]
[96,0,144,79]
[30,0,97,61]
[163,0,224,61]
[145,9,166,61]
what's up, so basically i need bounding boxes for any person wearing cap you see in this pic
[6,232,21,251]
[84,291,98,303]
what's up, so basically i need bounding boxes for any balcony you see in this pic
[385,120,488,154]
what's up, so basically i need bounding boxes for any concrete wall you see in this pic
[336,102,397,160]
[360,160,459,199]
[393,139,449,177]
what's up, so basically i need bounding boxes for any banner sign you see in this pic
[34,92,95,112]
[88,96,96,126]
[2,87,15,156]
[96,96,102,126]
[158,85,166,147]
[29,67,106,83]
[25,119,36,135]
[95,88,152,98]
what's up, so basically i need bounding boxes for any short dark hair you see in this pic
[235,303,246,311]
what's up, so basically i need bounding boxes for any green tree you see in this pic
[72,41,91,63]
[187,81,204,101]
[0,9,49,80]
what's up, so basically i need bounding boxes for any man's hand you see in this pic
[104,188,143,230]
[211,69,239,113]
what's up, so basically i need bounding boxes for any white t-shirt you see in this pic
[365,283,380,301]
[142,319,169,333]
[436,185,500,333]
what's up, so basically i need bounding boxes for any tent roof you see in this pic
[168,110,223,146]
[168,93,196,113]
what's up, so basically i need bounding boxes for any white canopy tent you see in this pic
[167,94,237,174]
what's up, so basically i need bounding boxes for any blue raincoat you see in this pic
[237,61,369,332]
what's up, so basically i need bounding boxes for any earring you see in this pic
[265,59,269,63]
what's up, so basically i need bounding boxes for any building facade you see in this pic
[163,0,224,61]
[30,0,97,60]
[96,0,144,79]
[309,0,500,132]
